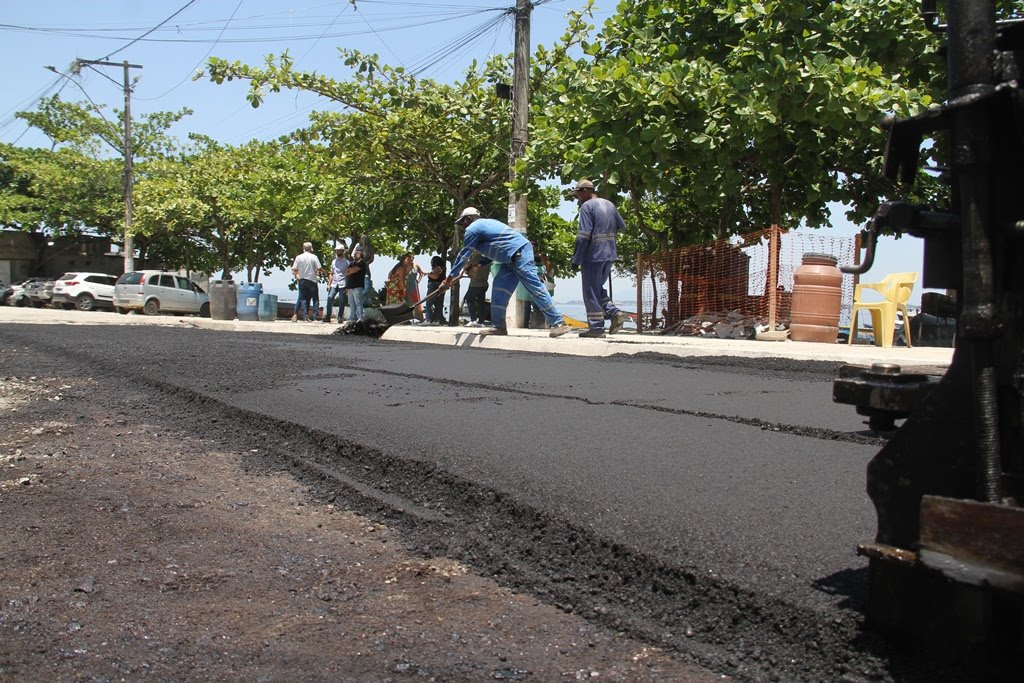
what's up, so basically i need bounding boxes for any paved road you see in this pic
[0,312,936,681]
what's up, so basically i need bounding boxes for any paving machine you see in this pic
[833,0,1024,660]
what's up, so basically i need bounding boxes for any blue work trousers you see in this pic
[581,261,620,331]
[491,244,564,329]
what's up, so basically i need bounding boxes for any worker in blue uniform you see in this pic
[571,179,628,338]
[445,207,569,338]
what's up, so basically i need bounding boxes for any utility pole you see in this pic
[506,0,531,327]
[508,0,530,234]
[76,59,142,273]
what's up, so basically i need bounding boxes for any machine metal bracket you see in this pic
[832,363,940,431]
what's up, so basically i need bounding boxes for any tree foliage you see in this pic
[531,0,944,259]
[1,95,191,246]
[204,45,589,282]
[3,1,959,287]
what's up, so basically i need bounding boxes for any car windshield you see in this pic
[117,272,145,285]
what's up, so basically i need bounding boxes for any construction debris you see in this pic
[334,320,388,338]
[659,310,789,340]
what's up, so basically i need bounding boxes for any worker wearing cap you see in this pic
[571,179,628,338]
[445,208,569,338]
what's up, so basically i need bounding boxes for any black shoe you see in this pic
[322,317,332,323]
[578,329,605,338]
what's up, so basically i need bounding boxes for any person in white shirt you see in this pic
[290,242,323,322]
[323,245,350,323]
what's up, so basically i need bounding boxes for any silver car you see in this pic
[23,278,55,307]
[113,270,210,317]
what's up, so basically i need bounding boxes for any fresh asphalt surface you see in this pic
[2,316,875,604]
[3,309,949,679]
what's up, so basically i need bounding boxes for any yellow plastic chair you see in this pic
[848,272,919,347]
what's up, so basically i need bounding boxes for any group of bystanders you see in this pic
[289,239,373,325]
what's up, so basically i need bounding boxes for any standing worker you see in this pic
[291,241,323,322]
[444,207,569,338]
[571,179,628,338]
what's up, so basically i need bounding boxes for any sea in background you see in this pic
[554,301,632,323]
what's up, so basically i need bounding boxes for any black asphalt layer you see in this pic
[1,323,980,682]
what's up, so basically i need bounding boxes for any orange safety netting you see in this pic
[636,227,859,331]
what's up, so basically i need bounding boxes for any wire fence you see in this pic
[636,227,860,332]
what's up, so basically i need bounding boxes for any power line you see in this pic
[136,0,244,102]
[40,65,124,154]
[407,12,509,77]
[0,74,65,130]
[98,0,198,61]
[0,5,503,44]
[294,0,353,68]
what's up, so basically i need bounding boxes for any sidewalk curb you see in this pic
[1,307,954,369]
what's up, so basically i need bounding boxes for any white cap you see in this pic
[455,207,480,224]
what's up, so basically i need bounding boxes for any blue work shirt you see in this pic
[451,218,529,276]
[572,197,624,264]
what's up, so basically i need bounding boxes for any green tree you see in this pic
[531,0,944,257]
[134,137,332,280]
[1,95,192,272]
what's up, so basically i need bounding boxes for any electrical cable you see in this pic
[294,0,352,68]
[407,12,508,77]
[0,74,65,130]
[0,5,501,44]
[136,0,244,102]
[98,0,198,61]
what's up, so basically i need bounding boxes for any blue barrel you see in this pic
[258,294,278,321]
[236,282,262,321]
[209,280,237,320]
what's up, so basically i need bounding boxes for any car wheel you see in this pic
[143,299,160,316]
[116,307,129,315]
[75,294,96,312]
[199,302,211,318]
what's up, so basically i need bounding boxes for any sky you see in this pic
[1,1,935,305]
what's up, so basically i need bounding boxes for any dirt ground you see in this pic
[0,371,724,682]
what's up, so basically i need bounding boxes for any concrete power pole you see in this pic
[508,0,531,233]
[507,0,531,326]
[76,59,142,273]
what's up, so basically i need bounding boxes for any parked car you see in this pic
[23,277,55,308]
[0,280,12,306]
[51,272,119,311]
[7,279,33,307]
[113,271,210,317]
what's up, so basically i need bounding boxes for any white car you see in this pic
[113,270,210,317]
[51,272,119,311]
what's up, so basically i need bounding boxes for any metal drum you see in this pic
[790,253,842,343]
[236,282,262,321]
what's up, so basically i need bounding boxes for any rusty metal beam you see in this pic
[918,495,1024,593]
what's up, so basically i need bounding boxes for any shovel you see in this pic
[381,286,445,326]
